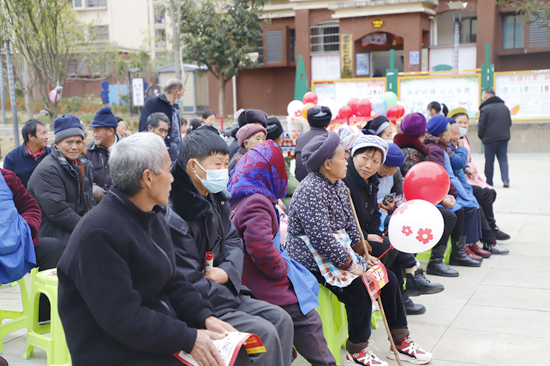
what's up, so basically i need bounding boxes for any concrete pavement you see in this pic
[1,153,549,366]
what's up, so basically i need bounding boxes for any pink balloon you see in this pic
[49,89,60,103]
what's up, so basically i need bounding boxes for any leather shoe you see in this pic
[492,228,511,241]
[426,261,459,277]
[484,242,510,255]
[465,245,483,262]
[503,181,510,188]
[403,296,426,315]
[470,243,492,258]
[405,269,445,296]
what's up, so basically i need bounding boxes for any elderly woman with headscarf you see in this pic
[286,132,432,366]
[228,140,337,366]
[228,124,267,174]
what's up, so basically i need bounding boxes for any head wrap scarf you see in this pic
[228,140,288,205]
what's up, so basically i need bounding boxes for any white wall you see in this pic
[429,44,477,70]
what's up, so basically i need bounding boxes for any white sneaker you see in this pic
[388,336,432,364]
[343,349,388,366]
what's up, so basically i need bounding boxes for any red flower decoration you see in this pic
[393,201,415,216]
[416,228,433,245]
[401,226,413,236]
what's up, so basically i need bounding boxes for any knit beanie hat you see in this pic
[54,114,85,143]
[363,116,390,137]
[427,115,449,137]
[400,113,427,138]
[238,109,268,128]
[384,143,405,167]
[266,117,284,141]
[236,124,267,147]
[90,106,118,128]
[337,124,361,152]
[307,106,332,128]
[351,135,388,164]
[448,107,468,119]
[302,131,340,173]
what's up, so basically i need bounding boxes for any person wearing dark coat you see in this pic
[478,88,512,187]
[86,106,119,203]
[294,106,332,182]
[165,130,293,366]
[58,133,235,366]
[229,109,268,159]
[394,113,460,277]
[27,115,95,246]
[138,79,184,161]
[3,118,51,188]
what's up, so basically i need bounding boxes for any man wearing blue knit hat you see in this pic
[86,106,119,202]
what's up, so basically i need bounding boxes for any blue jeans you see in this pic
[484,141,509,185]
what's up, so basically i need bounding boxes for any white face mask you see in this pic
[193,160,229,194]
[459,127,468,137]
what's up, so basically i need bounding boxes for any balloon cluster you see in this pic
[287,91,406,124]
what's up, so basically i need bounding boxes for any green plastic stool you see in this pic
[316,285,348,364]
[23,268,71,366]
[0,277,29,353]
[415,238,452,264]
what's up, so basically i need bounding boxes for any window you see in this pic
[87,0,107,7]
[460,17,477,43]
[528,12,550,48]
[155,29,167,48]
[503,14,525,49]
[68,59,77,75]
[290,29,296,63]
[78,60,88,75]
[310,20,340,54]
[252,37,264,64]
[90,25,109,42]
[265,30,283,63]
[154,5,166,24]
[74,0,82,7]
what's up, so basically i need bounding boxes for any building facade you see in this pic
[208,0,550,116]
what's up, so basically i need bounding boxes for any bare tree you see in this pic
[167,0,183,80]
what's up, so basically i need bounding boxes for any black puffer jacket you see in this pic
[478,96,512,144]
[85,136,119,190]
[27,147,95,245]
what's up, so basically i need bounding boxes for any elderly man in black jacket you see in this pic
[28,114,95,246]
[478,88,512,188]
[58,133,235,366]
[139,79,184,161]
[164,130,294,366]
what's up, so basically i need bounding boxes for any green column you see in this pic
[386,49,398,93]
[480,43,494,96]
[294,55,309,101]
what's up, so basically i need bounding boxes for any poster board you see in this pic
[398,74,481,120]
[312,78,386,107]
[494,70,550,121]
[132,78,145,107]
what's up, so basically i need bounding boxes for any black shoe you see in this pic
[492,228,511,241]
[483,242,510,255]
[503,181,510,188]
[449,236,482,267]
[426,261,459,277]
[406,269,445,296]
[403,296,426,315]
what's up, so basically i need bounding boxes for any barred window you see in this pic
[87,0,107,7]
[68,59,77,75]
[311,20,340,54]
[90,25,109,42]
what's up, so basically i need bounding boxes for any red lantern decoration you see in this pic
[403,162,450,205]
[303,92,318,105]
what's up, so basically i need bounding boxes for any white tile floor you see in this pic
[1,153,549,366]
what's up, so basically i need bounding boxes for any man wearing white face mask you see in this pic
[163,129,294,366]
[139,79,185,161]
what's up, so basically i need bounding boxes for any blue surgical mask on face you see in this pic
[459,127,468,137]
[175,90,184,106]
[193,160,229,194]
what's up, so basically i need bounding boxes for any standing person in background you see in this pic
[294,106,332,182]
[229,109,268,159]
[427,102,448,117]
[116,117,132,138]
[86,106,119,203]
[478,88,512,188]
[28,114,95,246]
[147,112,170,140]
[138,79,184,161]
[202,110,217,127]
[4,119,51,188]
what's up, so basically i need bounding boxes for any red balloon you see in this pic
[347,97,359,116]
[339,105,353,120]
[358,98,372,116]
[303,92,318,105]
[370,111,380,118]
[387,106,400,121]
[396,104,405,118]
[403,162,450,205]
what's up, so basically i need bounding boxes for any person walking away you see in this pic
[86,106,119,203]
[3,119,51,188]
[27,114,95,246]
[139,79,184,161]
[478,88,512,187]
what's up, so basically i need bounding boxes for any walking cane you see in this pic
[347,190,404,366]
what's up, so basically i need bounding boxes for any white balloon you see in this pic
[388,199,444,254]
[287,100,304,118]
[318,98,338,120]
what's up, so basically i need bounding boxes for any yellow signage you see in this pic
[372,19,385,28]
[340,34,354,79]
